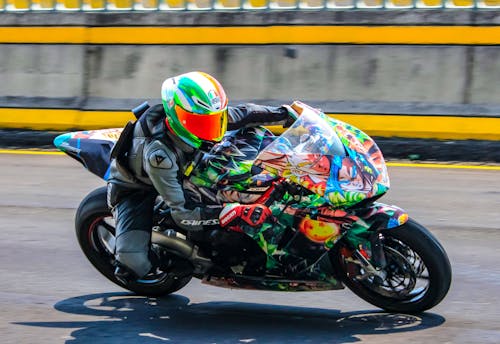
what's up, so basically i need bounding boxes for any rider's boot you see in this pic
[114,247,168,284]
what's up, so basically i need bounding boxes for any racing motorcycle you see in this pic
[54,101,451,313]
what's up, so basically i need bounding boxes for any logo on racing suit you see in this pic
[149,149,173,169]
[219,209,237,227]
[180,219,220,226]
[246,187,270,192]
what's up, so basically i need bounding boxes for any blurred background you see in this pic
[1,5,500,344]
[0,3,499,161]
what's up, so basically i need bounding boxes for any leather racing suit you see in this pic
[107,103,290,277]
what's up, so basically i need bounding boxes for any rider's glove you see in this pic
[219,203,272,228]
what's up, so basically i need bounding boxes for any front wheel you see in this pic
[332,218,452,313]
[75,186,193,296]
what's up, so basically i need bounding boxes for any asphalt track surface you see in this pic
[1,152,499,344]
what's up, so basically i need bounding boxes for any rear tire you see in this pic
[75,186,192,296]
[332,218,451,313]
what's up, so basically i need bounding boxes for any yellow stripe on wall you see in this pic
[0,27,88,44]
[267,114,500,140]
[2,107,500,140]
[334,114,500,141]
[0,26,499,45]
[0,108,134,131]
[0,108,82,130]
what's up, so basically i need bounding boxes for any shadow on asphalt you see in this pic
[15,292,445,343]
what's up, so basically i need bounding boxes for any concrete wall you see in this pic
[0,45,85,99]
[0,10,499,116]
[84,45,498,104]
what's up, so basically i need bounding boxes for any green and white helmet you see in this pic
[161,71,228,149]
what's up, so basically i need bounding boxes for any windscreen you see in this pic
[255,105,389,208]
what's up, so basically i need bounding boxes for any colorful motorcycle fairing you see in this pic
[185,126,279,205]
[255,102,390,209]
[201,103,407,278]
[54,103,409,284]
[230,189,408,278]
[54,129,121,180]
[202,275,344,292]
[281,200,408,249]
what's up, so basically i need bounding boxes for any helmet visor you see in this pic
[175,105,227,142]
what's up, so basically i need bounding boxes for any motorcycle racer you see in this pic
[107,71,295,282]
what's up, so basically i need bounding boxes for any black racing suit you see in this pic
[107,103,290,277]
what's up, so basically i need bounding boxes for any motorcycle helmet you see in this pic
[161,71,228,149]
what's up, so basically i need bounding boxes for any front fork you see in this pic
[348,233,388,281]
[341,202,409,280]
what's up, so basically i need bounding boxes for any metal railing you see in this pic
[0,0,498,11]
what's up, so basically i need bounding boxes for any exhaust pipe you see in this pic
[151,231,212,274]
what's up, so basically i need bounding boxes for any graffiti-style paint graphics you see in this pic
[255,104,390,208]
[54,129,122,146]
[181,103,405,278]
[298,216,341,243]
[186,127,279,204]
[53,128,121,179]
[202,275,343,292]
[54,103,408,286]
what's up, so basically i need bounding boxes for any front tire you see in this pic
[75,186,192,296]
[332,218,452,313]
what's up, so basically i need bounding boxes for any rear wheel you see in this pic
[332,218,451,313]
[75,187,192,296]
